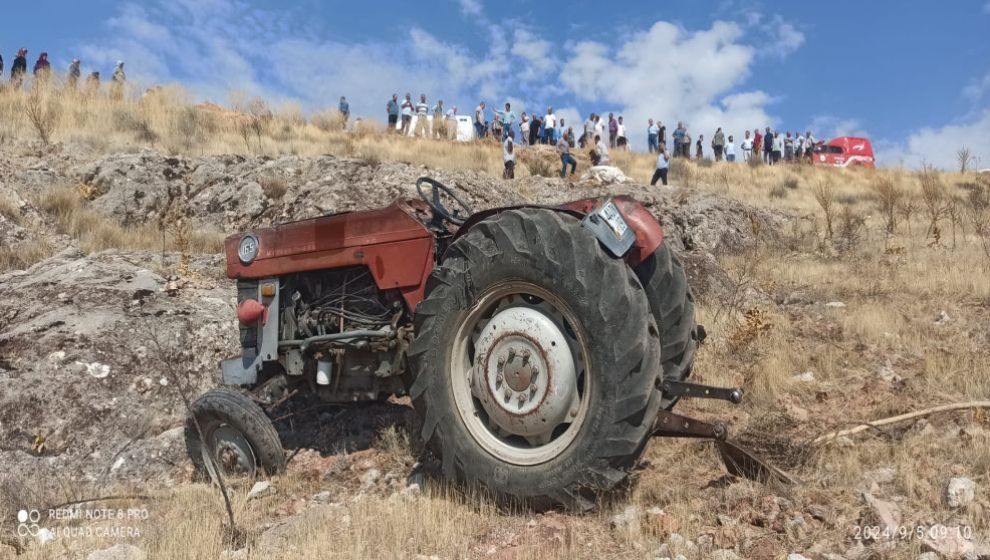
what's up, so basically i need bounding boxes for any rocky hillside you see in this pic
[0,142,780,492]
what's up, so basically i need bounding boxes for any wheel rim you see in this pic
[450,281,592,466]
[202,424,258,481]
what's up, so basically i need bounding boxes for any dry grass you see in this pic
[35,186,223,255]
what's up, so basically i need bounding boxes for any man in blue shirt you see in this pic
[339,96,350,129]
[763,127,774,164]
[386,94,399,133]
[672,122,686,157]
[498,102,517,141]
[647,119,659,153]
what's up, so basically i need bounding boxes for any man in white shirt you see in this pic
[725,135,736,162]
[595,134,610,165]
[583,114,596,148]
[503,131,515,179]
[414,94,430,137]
[474,102,486,138]
[519,113,530,147]
[616,116,627,149]
[740,130,753,162]
[543,107,556,145]
[400,93,413,136]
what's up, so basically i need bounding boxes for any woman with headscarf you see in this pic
[11,48,28,88]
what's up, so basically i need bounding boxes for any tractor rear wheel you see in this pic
[633,242,700,409]
[408,208,662,510]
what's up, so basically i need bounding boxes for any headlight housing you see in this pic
[237,234,260,264]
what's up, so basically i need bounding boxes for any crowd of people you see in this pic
[0,47,127,97]
[381,92,825,183]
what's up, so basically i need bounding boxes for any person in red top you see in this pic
[753,128,763,162]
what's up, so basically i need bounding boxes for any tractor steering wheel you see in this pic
[416,177,472,226]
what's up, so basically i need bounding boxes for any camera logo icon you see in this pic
[16,510,42,537]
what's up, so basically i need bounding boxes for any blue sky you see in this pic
[1,0,988,168]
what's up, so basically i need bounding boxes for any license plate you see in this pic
[597,201,628,237]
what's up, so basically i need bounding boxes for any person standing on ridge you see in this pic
[503,129,515,179]
[33,52,51,80]
[11,48,28,88]
[110,61,126,100]
[725,135,736,162]
[386,94,400,133]
[557,130,577,178]
[647,119,658,153]
[672,122,685,157]
[695,133,704,160]
[529,112,542,146]
[67,59,81,90]
[543,106,556,144]
[414,94,430,137]
[400,93,413,136]
[338,96,350,129]
[433,99,446,139]
[763,126,776,165]
[474,101,486,138]
[712,127,725,161]
[608,112,618,148]
[650,142,670,186]
[740,130,753,162]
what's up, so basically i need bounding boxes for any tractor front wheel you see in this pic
[185,388,286,482]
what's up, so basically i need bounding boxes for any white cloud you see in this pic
[962,70,990,103]
[806,115,868,139]
[768,16,805,57]
[511,29,557,81]
[560,21,775,149]
[457,0,483,17]
[876,109,990,169]
[81,3,805,152]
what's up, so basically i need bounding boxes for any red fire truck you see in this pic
[811,136,876,168]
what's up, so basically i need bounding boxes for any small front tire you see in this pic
[185,387,286,481]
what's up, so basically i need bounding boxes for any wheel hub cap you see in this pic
[473,306,577,438]
[204,425,257,480]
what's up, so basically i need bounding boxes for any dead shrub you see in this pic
[836,205,867,252]
[813,179,835,239]
[24,89,60,144]
[727,308,773,351]
[919,165,948,238]
[769,183,788,199]
[259,175,288,199]
[871,176,904,235]
[525,156,555,178]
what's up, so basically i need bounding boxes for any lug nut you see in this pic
[521,349,531,363]
[503,387,512,401]
[507,348,516,362]
[495,372,503,388]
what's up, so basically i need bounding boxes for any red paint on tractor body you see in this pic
[224,196,664,312]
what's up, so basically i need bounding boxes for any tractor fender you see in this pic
[453,196,663,267]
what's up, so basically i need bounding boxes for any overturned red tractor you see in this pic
[186,178,769,510]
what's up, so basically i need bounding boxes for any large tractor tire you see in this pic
[185,388,286,482]
[407,208,663,511]
[633,242,700,410]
